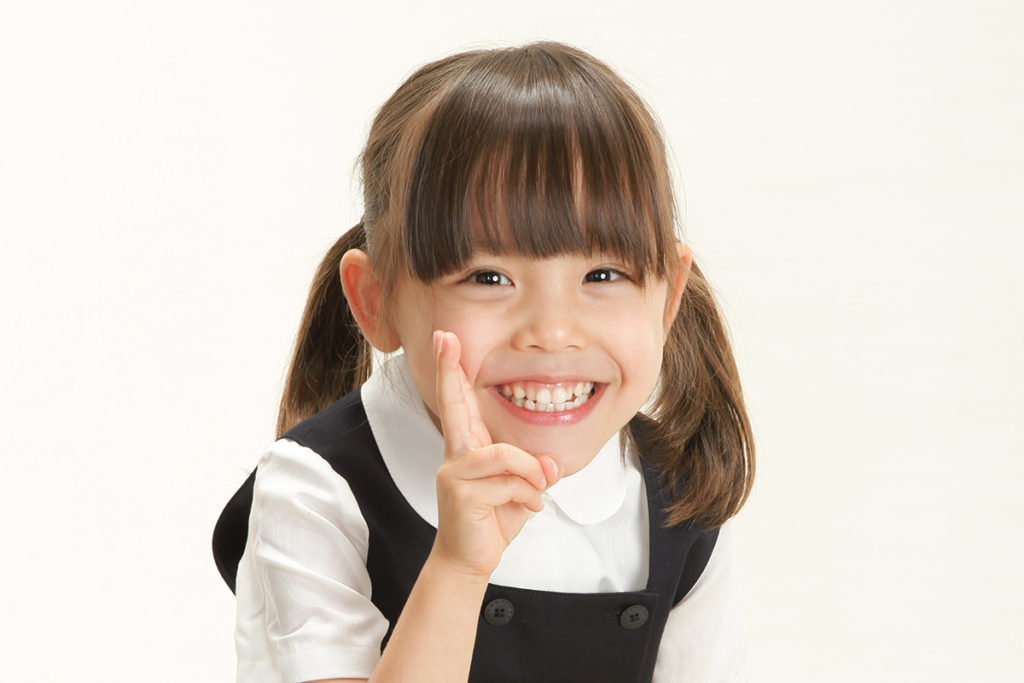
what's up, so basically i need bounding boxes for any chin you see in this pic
[492,429,605,477]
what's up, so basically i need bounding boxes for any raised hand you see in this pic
[431,330,560,580]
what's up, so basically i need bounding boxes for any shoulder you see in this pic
[253,437,343,498]
[655,520,749,681]
[682,520,736,601]
[248,436,374,567]
[281,388,369,450]
[252,437,361,522]
[213,389,374,593]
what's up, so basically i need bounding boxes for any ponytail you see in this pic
[639,261,755,528]
[276,223,372,437]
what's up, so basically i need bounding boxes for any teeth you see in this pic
[499,381,597,413]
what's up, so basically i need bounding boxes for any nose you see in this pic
[510,288,586,352]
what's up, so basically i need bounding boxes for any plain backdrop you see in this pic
[2,1,1021,681]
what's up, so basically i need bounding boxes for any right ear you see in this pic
[339,249,400,352]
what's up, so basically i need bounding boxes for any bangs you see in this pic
[401,44,676,284]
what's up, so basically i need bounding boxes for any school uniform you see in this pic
[214,354,748,682]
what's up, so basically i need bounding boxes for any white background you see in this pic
[2,1,1021,681]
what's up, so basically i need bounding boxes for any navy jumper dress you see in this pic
[214,389,718,682]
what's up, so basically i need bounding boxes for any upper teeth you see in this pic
[499,382,595,412]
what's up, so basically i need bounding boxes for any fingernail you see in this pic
[545,456,560,485]
[434,330,444,358]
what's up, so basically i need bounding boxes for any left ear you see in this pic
[662,241,692,335]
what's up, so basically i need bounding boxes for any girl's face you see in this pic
[388,248,690,477]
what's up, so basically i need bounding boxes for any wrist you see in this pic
[374,543,491,681]
[424,545,494,590]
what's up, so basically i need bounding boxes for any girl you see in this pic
[214,41,754,682]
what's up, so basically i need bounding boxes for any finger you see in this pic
[449,475,545,514]
[537,455,561,488]
[449,443,548,491]
[434,330,472,455]
[458,367,491,448]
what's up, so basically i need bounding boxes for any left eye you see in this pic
[584,268,627,283]
[470,271,513,286]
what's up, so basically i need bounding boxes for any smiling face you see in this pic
[385,249,688,476]
[342,43,689,472]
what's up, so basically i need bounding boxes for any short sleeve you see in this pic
[234,439,389,683]
[652,521,749,682]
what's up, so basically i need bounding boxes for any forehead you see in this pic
[402,161,672,284]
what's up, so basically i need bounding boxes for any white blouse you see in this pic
[234,354,748,682]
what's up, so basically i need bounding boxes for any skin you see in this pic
[313,244,691,683]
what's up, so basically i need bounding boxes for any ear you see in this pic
[339,249,400,352]
[662,242,692,336]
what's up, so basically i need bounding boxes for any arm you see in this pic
[306,331,560,683]
[238,441,389,683]
[300,555,487,683]
[369,331,559,681]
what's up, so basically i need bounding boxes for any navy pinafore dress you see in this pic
[213,389,718,682]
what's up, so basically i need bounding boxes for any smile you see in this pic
[498,381,596,413]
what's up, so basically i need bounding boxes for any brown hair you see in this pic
[277,42,754,527]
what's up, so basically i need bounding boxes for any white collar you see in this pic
[360,353,629,527]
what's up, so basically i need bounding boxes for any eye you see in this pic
[468,270,513,286]
[584,268,629,283]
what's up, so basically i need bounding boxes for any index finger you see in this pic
[434,330,478,456]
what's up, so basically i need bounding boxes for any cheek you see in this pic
[620,331,666,379]
[437,321,489,383]
[615,308,670,382]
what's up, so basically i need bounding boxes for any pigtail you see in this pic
[276,222,372,437]
[270,43,755,525]
[273,53,480,437]
[640,261,755,528]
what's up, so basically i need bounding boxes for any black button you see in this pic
[619,604,649,630]
[483,598,514,626]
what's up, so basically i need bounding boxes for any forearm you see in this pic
[368,547,489,683]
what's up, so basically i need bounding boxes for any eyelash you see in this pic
[466,268,630,286]
[468,271,513,286]
[583,268,629,283]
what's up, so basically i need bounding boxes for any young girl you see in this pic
[214,41,754,682]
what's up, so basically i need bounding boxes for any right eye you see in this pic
[469,270,513,286]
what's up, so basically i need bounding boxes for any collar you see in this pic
[360,353,629,527]
[542,431,627,525]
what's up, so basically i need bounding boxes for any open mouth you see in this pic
[497,381,597,413]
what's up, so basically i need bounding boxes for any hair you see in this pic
[277,42,754,528]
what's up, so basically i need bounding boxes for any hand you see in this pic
[431,330,561,581]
